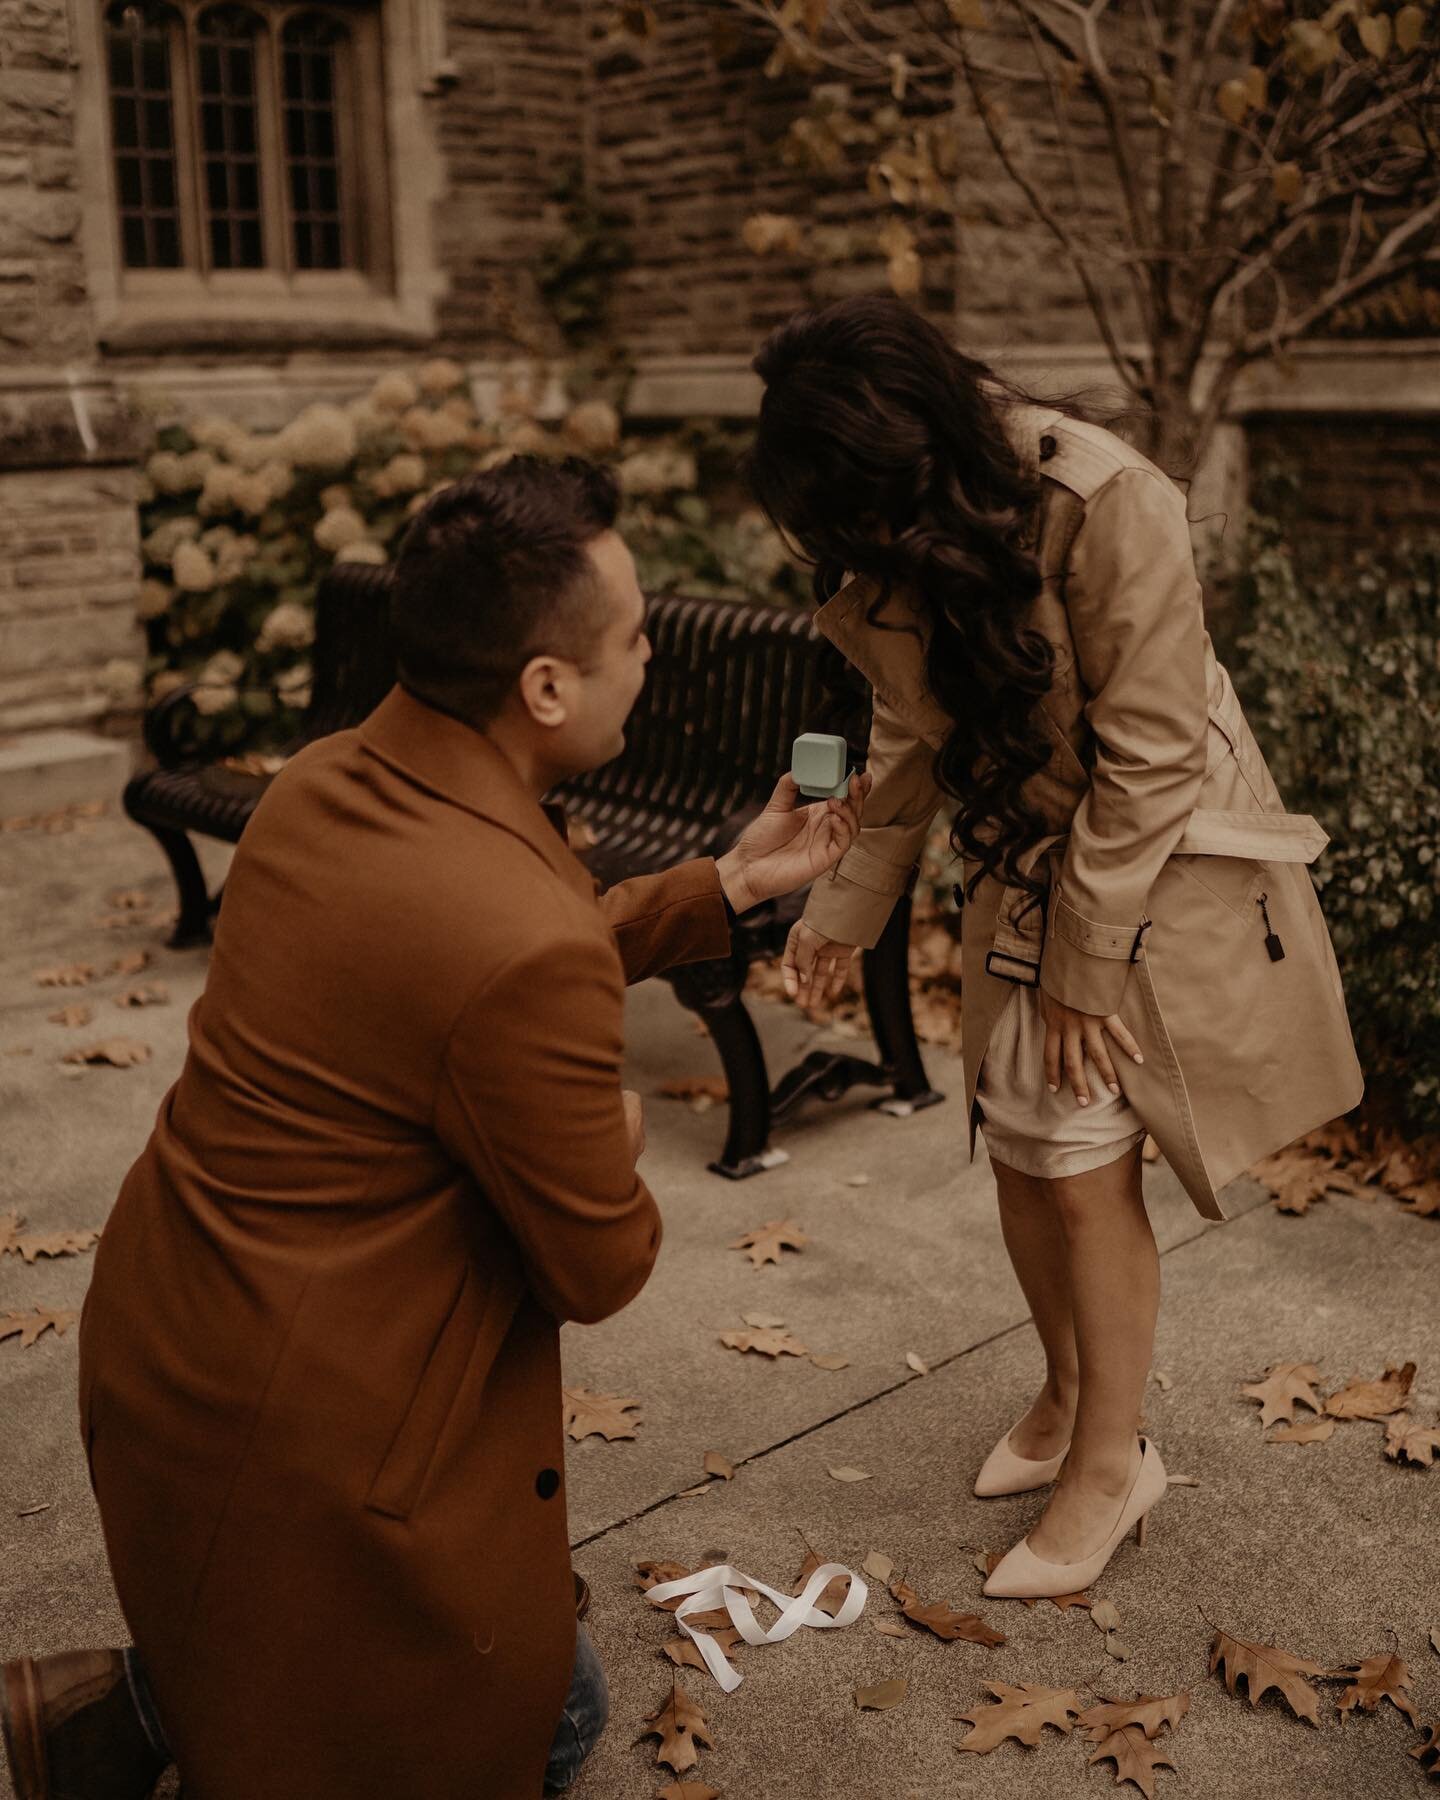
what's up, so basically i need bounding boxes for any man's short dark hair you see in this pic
[389,454,622,729]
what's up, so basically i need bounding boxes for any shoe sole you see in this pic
[1,1656,47,1800]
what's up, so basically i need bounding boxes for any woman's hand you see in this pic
[782,920,859,1007]
[1038,988,1144,1104]
[716,771,873,914]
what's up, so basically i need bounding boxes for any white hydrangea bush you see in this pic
[137,366,806,754]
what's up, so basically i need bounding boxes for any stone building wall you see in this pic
[1247,413,1440,553]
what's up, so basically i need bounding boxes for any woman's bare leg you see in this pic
[1022,1139,1160,1563]
[991,1158,1080,1456]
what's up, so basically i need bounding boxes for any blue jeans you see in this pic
[123,1625,609,1792]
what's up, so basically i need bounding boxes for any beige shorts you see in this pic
[975,981,1148,1180]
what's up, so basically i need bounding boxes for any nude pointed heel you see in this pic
[973,1421,1072,1498]
[981,1436,1167,1599]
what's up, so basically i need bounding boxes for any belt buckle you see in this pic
[985,948,1041,988]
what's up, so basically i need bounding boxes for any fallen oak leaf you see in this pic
[1240,1362,1324,1428]
[855,1678,908,1711]
[719,1326,807,1358]
[1268,1417,1336,1445]
[1386,1416,1440,1467]
[47,1004,92,1027]
[106,887,151,909]
[657,1076,728,1102]
[635,1562,727,1622]
[0,1308,78,1349]
[109,950,152,976]
[32,964,94,988]
[11,1228,100,1264]
[112,983,170,1008]
[1090,1600,1122,1633]
[1086,1722,1177,1797]
[1335,1650,1420,1724]
[862,1550,894,1583]
[728,1218,808,1268]
[1208,1629,1332,1725]
[1249,1145,1367,1214]
[891,1577,1005,1646]
[61,1038,152,1068]
[1412,1723,1440,1778]
[702,1451,734,1481]
[796,1549,854,1618]
[1077,1691,1190,1741]
[956,1680,1080,1751]
[1326,1361,1417,1420]
[562,1387,642,1443]
[1395,1179,1440,1219]
[662,1628,743,1673]
[874,1619,909,1638]
[637,1683,714,1776]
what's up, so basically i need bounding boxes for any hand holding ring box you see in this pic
[791,732,853,800]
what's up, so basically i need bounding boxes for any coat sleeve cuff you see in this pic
[801,867,903,951]
[1038,893,1142,1016]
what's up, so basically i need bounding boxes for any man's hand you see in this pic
[782,919,860,1007]
[621,1088,646,1163]
[716,770,872,914]
[1038,988,1144,1104]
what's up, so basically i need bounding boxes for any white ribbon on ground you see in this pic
[642,1561,868,1693]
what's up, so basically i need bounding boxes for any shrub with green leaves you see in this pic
[1221,516,1440,1135]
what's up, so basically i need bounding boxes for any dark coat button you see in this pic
[535,1468,560,1500]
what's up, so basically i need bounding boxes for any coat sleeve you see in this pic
[800,690,944,950]
[593,856,733,985]
[1039,466,1209,1017]
[433,933,660,1326]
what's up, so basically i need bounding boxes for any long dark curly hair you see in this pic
[747,293,1151,910]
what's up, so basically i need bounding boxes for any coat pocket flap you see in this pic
[1173,808,1329,863]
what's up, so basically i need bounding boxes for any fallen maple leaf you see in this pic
[1384,1415,1440,1467]
[10,1228,100,1265]
[1335,1650,1419,1724]
[562,1387,641,1443]
[891,1577,1005,1646]
[662,1627,743,1673]
[1326,1361,1417,1420]
[956,1680,1080,1752]
[1208,1629,1333,1725]
[855,1677,907,1711]
[1267,1416,1336,1445]
[32,964,94,988]
[47,1004,92,1027]
[1077,1692,1190,1741]
[1397,1181,1440,1219]
[61,1038,152,1069]
[719,1326,807,1358]
[728,1218,808,1268]
[1086,1722,1177,1797]
[113,983,170,1008]
[1249,1145,1367,1214]
[637,1683,714,1775]
[1240,1363,1324,1428]
[702,1451,734,1481]
[0,1308,78,1349]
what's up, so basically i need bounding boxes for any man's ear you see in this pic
[516,654,571,728]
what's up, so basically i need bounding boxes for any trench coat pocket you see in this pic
[365,1262,523,1521]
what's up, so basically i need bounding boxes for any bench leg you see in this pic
[668,966,789,1179]
[861,893,946,1116]
[139,823,215,948]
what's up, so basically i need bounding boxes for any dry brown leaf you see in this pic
[702,1451,734,1481]
[662,1627,742,1673]
[1077,1691,1190,1741]
[678,1484,712,1499]
[844,1172,870,1186]
[61,1038,152,1069]
[797,1549,854,1618]
[33,963,94,988]
[113,983,170,1008]
[981,1550,1090,1611]
[719,1326,807,1358]
[47,1004,92,1027]
[1335,1650,1419,1723]
[1250,1144,1368,1214]
[1151,1370,1173,1390]
[855,1677,908,1711]
[1268,1416,1337,1445]
[862,1550,894,1583]
[1325,1361,1416,1420]
[0,1308,78,1349]
[1208,1629,1332,1724]
[905,1351,928,1374]
[1385,1415,1440,1466]
[106,888,151,910]
[562,1387,642,1442]
[810,1352,849,1371]
[890,1576,1005,1645]
[1412,1722,1440,1778]
[1090,1600,1122,1633]
[636,1562,695,1610]
[874,1618,908,1638]
[1106,1636,1134,1662]
[109,950,152,976]
[637,1683,714,1776]
[956,1680,1081,1752]
[1086,1723,1178,1797]
[1397,1181,1440,1218]
[741,1309,786,1329]
[1240,1362,1324,1428]
[828,1466,870,1483]
[658,1076,728,1102]
[728,1218,808,1268]
[9,1228,100,1264]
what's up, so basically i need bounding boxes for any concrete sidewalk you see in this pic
[2,804,1438,1800]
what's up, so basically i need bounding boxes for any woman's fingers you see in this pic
[1104,1012,1145,1065]
[1083,1022,1121,1097]
[781,922,810,1000]
[1043,1018,1062,1093]
[825,948,852,1002]
[1062,1027,1092,1105]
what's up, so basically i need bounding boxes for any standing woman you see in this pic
[753,294,1364,1599]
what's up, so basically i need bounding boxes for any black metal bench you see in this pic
[124,564,945,1177]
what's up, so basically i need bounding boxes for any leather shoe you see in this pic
[2,1649,168,1800]
[574,1571,591,1621]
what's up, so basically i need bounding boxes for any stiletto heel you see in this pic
[982,1436,1167,1599]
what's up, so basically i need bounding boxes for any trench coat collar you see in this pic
[359,684,593,901]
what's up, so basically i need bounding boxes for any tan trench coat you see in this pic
[77,685,734,1800]
[802,403,1364,1219]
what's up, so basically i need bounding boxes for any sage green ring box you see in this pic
[791,732,852,800]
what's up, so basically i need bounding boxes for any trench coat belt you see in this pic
[980,807,1330,990]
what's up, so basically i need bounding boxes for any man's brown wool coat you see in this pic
[79,684,734,1799]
